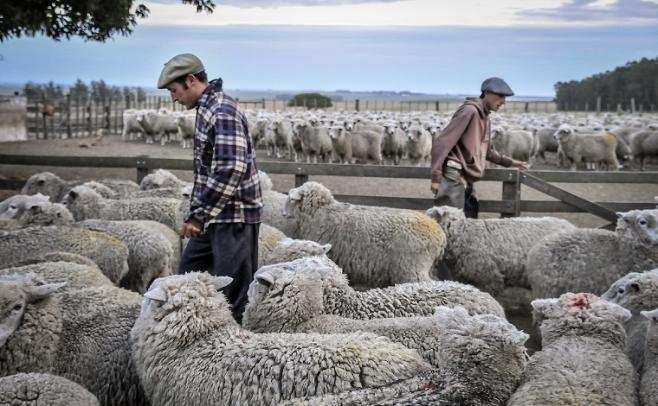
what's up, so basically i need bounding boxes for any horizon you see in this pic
[1,1,657,97]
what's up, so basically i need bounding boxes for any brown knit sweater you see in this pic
[431,97,513,183]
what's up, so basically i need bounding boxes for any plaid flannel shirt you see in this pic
[186,80,262,227]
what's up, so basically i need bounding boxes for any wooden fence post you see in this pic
[631,98,636,114]
[596,96,601,113]
[86,102,92,137]
[295,173,308,187]
[355,99,360,111]
[135,155,151,184]
[501,169,520,218]
[66,94,72,139]
[41,94,48,140]
[435,101,439,111]
[104,101,111,130]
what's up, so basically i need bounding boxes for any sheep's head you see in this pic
[243,256,343,333]
[60,186,102,221]
[140,169,179,190]
[139,273,234,342]
[425,206,466,236]
[283,181,335,218]
[615,209,658,247]
[266,237,332,264]
[327,127,345,141]
[491,127,504,139]
[21,172,63,199]
[532,293,631,348]
[602,269,658,312]
[553,124,573,141]
[0,274,66,348]
[17,202,74,227]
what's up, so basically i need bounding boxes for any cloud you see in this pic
[147,0,410,7]
[520,0,658,22]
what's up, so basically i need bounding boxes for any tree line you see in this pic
[23,80,147,105]
[554,57,658,112]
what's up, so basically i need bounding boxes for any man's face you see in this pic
[166,78,197,110]
[484,92,506,112]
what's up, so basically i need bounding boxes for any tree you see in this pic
[0,0,215,42]
[136,87,147,103]
[69,79,89,103]
[288,93,333,109]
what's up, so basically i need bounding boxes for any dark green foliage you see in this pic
[554,57,658,111]
[0,0,215,42]
[288,93,333,109]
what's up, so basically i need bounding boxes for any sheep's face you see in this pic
[425,206,466,235]
[0,276,65,348]
[602,269,658,311]
[616,209,658,247]
[17,202,73,227]
[328,127,344,141]
[641,309,658,352]
[532,293,630,347]
[283,182,334,218]
[491,127,504,139]
[21,172,59,197]
[553,125,573,141]
[269,238,332,263]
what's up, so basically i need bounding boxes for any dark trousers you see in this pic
[434,166,480,219]
[178,222,260,324]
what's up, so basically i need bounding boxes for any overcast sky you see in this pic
[1,0,657,96]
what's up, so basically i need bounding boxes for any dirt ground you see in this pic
[1,133,657,228]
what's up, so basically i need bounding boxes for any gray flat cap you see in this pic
[157,53,205,89]
[481,77,514,97]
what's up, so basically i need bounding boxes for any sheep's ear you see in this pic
[321,243,332,254]
[288,188,303,201]
[26,282,67,301]
[144,287,167,303]
[641,309,658,323]
[531,298,559,317]
[213,276,233,290]
[608,302,632,323]
[68,190,78,200]
[255,271,274,288]
[425,207,440,220]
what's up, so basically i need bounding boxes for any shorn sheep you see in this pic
[508,293,638,406]
[242,256,505,334]
[527,208,658,298]
[130,272,431,406]
[283,181,446,287]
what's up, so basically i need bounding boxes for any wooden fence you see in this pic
[1,154,656,225]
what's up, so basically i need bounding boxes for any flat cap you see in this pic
[480,77,514,97]
[157,53,205,89]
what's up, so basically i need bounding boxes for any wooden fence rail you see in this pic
[1,154,656,221]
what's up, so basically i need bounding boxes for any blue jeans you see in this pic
[178,222,260,324]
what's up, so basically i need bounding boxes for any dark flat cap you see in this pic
[481,77,514,97]
[157,53,205,89]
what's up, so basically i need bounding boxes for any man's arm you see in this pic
[186,111,249,227]
[486,147,529,170]
[430,105,475,192]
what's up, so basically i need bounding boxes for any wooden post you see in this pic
[435,101,439,111]
[294,173,308,187]
[135,155,151,184]
[501,169,520,218]
[66,94,72,139]
[630,98,636,114]
[585,102,589,112]
[114,97,119,134]
[596,96,601,113]
[355,99,360,111]
[35,102,41,139]
[75,97,80,138]
[86,102,92,137]
[617,103,622,113]
[104,101,111,129]
[262,98,266,109]
[41,94,48,140]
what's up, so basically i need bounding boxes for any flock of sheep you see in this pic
[122,107,658,170]
[1,164,658,405]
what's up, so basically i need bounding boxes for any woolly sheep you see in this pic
[139,168,191,191]
[283,181,446,287]
[602,268,658,371]
[508,293,637,406]
[553,124,620,170]
[630,129,658,170]
[640,308,658,406]
[258,223,287,268]
[130,272,431,406]
[299,124,333,163]
[242,256,505,334]
[0,259,113,290]
[8,200,74,227]
[0,273,148,406]
[262,237,332,266]
[61,185,184,231]
[381,122,407,165]
[122,108,145,141]
[259,171,299,237]
[530,127,559,163]
[299,306,529,406]
[0,193,49,218]
[528,209,658,298]
[426,206,575,296]
[0,373,100,406]
[349,129,384,164]
[405,124,431,166]
[491,127,535,162]
[21,172,139,202]
[0,226,129,285]
[77,219,173,294]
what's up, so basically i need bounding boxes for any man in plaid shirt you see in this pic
[158,53,263,323]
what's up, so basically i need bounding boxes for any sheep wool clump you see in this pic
[130,272,431,406]
[0,373,100,406]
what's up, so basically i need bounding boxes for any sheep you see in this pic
[349,129,384,164]
[0,273,148,406]
[0,373,100,406]
[0,226,129,285]
[21,172,139,202]
[629,129,658,170]
[258,223,287,268]
[272,118,295,160]
[9,200,74,227]
[282,181,446,287]
[640,308,658,406]
[262,237,332,266]
[553,124,619,170]
[298,306,529,406]
[381,122,407,165]
[242,256,505,334]
[327,126,353,164]
[138,168,191,191]
[508,293,638,406]
[405,124,432,165]
[61,185,185,231]
[491,126,535,163]
[175,111,195,149]
[299,123,334,163]
[530,127,559,164]
[76,219,173,294]
[136,109,178,145]
[0,193,49,218]
[527,208,658,298]
[0,258,113,290]
[602,269,658,371]
[259,171,299,237]
[130,272,431,406]
[121,109,145,141]
[425,206,575,296]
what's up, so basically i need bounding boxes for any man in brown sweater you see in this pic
[430,77,528,218]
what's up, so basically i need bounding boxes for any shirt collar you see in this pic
[195,79,222,108]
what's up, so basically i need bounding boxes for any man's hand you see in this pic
[180,222,202,239]
[511,160,529,171]
[430,182,440,194]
